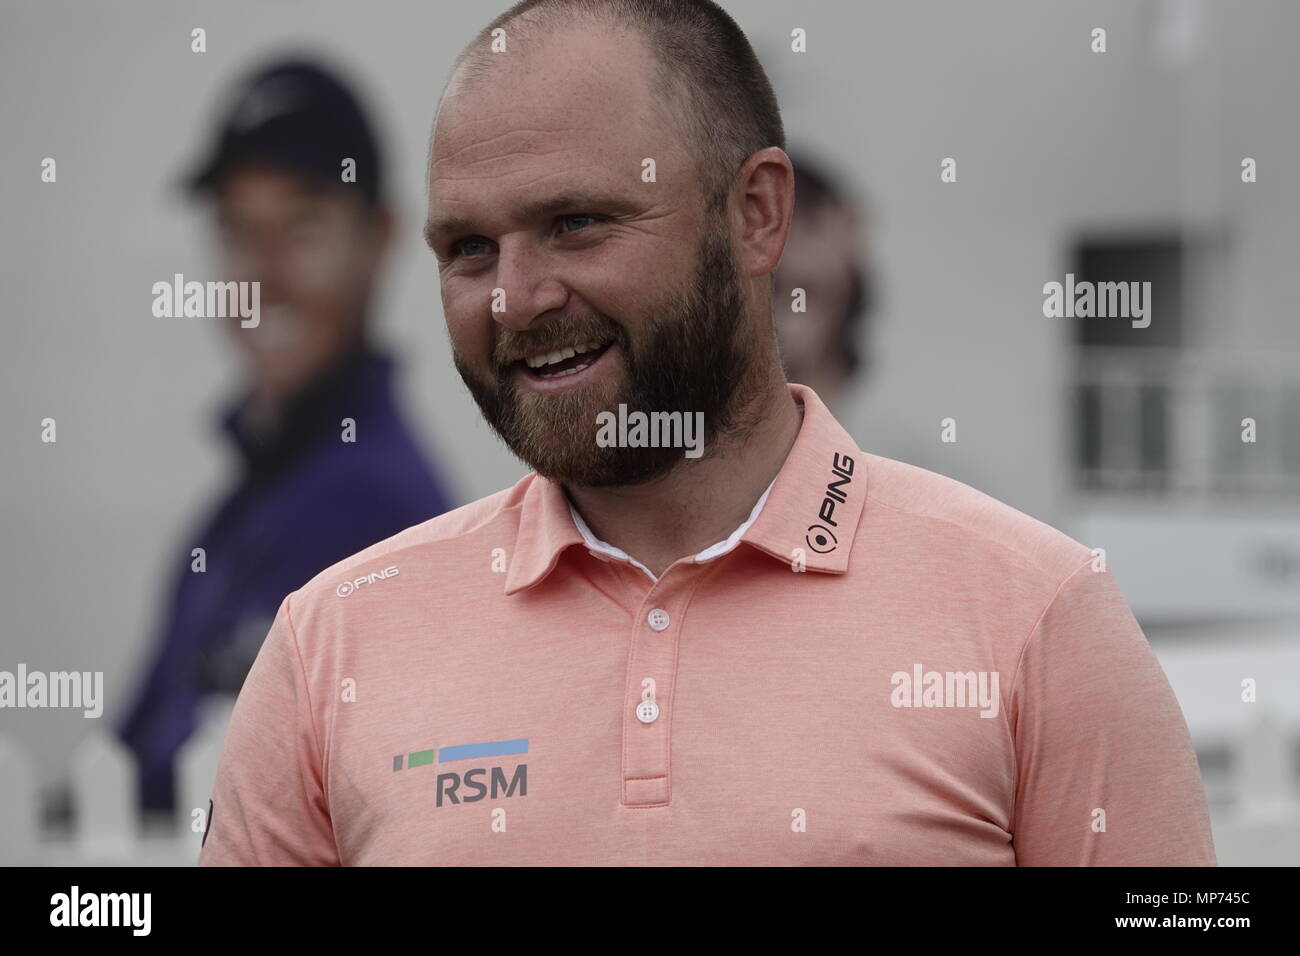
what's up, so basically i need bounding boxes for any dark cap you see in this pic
[183,56,384,206]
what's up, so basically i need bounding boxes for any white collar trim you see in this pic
[567,476,777,583]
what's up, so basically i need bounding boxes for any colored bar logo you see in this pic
[393,738,528,770]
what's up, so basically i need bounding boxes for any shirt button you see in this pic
[647,608,670,631]
[635,699,660,723]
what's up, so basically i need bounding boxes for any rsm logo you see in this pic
[436,765,527,808]
[336,565,399,597]
[394,738,529,807]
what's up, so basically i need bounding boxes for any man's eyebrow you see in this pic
[423,192,642,250]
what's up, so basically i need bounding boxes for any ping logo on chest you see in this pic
[393,737,528,807]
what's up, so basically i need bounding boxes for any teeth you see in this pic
[536,361,593,379]
[524,339,609,369]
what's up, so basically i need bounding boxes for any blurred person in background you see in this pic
[773,153,965,483]
[772,150,873,410]
[116,56,455,821]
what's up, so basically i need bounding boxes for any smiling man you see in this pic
[199,0,1216,866]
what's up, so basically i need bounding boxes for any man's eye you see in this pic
[445,217,602,260]
[557,214,600,234]
[453,237,492,258]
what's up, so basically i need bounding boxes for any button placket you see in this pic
[621,589,680,807]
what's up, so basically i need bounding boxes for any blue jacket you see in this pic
[117,346,454,813]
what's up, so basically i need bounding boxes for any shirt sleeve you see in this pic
[198,591,340,866]
[1009,559,1217,866]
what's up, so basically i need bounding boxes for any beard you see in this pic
[452,216,765,487]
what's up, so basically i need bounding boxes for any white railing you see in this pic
[1075,347,1300,496]
[1,698,1296,865]
[0,696,234,867]
[1209,707,1300,866]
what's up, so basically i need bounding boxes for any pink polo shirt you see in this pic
[198,383,1216,866]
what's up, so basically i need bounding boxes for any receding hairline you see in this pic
[435,1,760,206]
[444,12,664,112]
[449,4,644,86]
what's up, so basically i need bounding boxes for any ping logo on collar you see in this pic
[806,452,854,554]
[393,737,528,807]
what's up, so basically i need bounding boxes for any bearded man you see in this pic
[199,0,1215,867]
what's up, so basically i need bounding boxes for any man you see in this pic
[771,153,978,483]
[773,150,873,410]
[199,2,1215,865]
[119,58,454,819]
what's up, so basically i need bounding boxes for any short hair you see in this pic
[450,0,785,212]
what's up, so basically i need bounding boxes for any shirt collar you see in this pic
[503,382,867,595]
[566,475,777,584]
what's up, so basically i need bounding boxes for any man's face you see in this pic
[427,23,763,486]
[773,204,858,388]
[213,163,386,398]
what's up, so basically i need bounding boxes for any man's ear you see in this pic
[734,146,794,281]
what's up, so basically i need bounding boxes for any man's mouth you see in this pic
[517,338,615,379]
[246,304,302,352]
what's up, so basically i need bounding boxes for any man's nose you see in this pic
[491,238,568,332]
[226,235,291,286]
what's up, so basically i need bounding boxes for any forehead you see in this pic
[216,163,348,211]
[429,22,683,217]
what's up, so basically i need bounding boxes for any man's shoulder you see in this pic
[860,452,1094,583]
[289,472,533,605]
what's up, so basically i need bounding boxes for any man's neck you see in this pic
[564,376,803,578]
